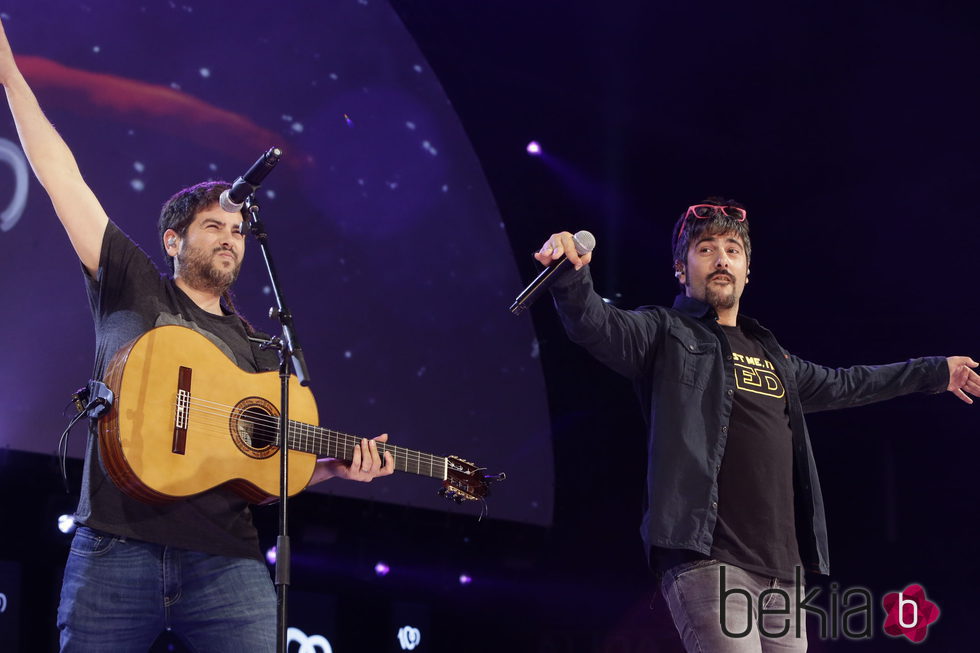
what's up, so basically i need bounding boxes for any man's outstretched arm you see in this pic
[792,353,978,413]
[0,17,108,277]
[537,230,663,380]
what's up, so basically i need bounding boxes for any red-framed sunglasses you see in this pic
[675,204,747,245]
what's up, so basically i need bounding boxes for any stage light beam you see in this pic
[57,514,77,534]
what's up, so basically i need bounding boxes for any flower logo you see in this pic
[882,584,940,643]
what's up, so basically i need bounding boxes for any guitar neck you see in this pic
[286,421,447,480]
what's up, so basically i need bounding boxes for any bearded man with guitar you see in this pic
[1,18,397,652]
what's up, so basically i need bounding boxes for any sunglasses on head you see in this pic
[675,204,747,245]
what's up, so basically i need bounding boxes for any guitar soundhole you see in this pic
[229,397,279,460]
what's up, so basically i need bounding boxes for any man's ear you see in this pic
[164,229,179,256]
[674,263,686,284]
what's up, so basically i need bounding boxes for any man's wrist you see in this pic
[550,263,589,293]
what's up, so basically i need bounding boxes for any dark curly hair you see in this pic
[158,180,232,275]
[157,180,252,331]
[670,196,751,271]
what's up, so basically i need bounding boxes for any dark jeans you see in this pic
[661,559,808,653]
[58,527,276,652]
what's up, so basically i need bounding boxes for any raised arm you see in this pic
[537,231,660,380]
[0,18,108,277]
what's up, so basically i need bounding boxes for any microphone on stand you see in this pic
[510,230,595,315]
[219,147,282,213]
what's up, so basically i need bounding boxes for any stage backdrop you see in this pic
[0,1,553,525]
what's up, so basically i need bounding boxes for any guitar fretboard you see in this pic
[286,421,447,480]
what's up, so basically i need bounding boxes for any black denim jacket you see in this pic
[551,267,948,575]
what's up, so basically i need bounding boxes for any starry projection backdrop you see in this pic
[0,1,552,525]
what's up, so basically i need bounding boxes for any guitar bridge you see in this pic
[173,366,192,454]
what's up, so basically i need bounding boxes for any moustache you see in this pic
[708,272,735,282]
[213,247,237,262]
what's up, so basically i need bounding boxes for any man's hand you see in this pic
[309,434,395,485]
[946,356,980,404]
[533,231,593,270]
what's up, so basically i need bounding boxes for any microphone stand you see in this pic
[243,194,311,653]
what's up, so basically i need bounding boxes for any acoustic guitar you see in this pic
[98,325,502,504]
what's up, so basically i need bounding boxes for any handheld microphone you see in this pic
[219,147,282,213]
[510,230,595,315]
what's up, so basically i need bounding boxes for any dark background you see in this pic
[2,1,977,651]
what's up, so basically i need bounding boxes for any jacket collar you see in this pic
[671,293,713,319]
[670,293,766,334]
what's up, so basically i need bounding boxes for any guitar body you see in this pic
[99,325,318,504]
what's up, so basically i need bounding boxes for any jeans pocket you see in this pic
[669,558,719,580]
[69,527,121,557]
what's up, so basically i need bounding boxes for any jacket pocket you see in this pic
[668,328,717,390]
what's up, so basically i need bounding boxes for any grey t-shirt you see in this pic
[75,220,278,560]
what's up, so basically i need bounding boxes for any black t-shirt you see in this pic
[75,221,279,560]
[710,325,802,580]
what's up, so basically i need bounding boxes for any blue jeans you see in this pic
[58,527,276,653]
[661,560,808,653]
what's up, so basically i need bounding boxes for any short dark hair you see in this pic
[671,196,751,268]
[157,180,254,332]
[158,181,231,274]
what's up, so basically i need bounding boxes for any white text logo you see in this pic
[287,626,332,653]
[0,138,29,232]
[397,625,422,650]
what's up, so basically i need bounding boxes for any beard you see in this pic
[177,246,241,294]
[698,273,738,310]
[704,283,737,310]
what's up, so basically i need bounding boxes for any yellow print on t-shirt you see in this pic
[731,351,785,399]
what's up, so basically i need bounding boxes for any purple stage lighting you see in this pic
[265,546,277,565]
[526,141,542,156]
[374,561,391,577]
[458,573,473,586]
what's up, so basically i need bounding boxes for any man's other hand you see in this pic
[946,356,980,404]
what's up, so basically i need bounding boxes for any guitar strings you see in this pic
[136,396,449,477]
[158,408,444,478]
[183,403,431,459]
[183,396,446,466]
